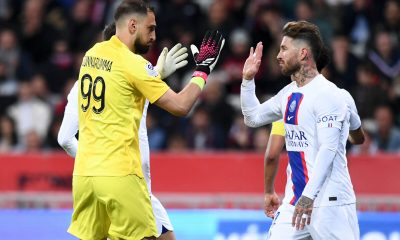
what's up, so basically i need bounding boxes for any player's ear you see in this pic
[128,18,138,34]
[300,48,309,61]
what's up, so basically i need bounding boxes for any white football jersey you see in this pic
[242,74,357,207]
[138,100,152,192]
[340,88,362,131]
[65,82,78,117]
[282,79,357,207]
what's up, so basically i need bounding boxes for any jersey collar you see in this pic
[295,73,323,90]
[110,36,130,51]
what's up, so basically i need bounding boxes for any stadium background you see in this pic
[0,0,399,239]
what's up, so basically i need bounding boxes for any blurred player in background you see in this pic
[61,0,224,239]
[263,121,286,218]
[58,21,184,239]
[241,20,360,239]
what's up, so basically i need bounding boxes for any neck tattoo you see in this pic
[294,64,317,87]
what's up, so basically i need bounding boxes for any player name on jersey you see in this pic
[81,56,113,72]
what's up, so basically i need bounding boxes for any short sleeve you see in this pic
[341,89,361,131]
[127,57,169,104]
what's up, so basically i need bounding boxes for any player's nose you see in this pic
[150,32,156,43]
[276,51,282,61]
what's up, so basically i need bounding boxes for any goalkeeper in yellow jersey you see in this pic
[59,23,184,239]
[67,0,225,239]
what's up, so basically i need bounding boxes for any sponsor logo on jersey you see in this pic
[286,129,309,148]
[145,62,158,77]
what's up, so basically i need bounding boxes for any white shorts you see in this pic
[267,203,359,240]
[151,194,173,236]
[309,203,359,240]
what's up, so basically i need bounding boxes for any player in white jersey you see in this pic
[263,65,365,221]
[263,89,365,220]
[57,23,188,239]
[241,21,360,239]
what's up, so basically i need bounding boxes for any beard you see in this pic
[280,59,301,76]
[134,37,150,55]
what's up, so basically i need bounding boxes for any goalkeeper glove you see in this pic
[191,30,225,76]
[155,43,188,79]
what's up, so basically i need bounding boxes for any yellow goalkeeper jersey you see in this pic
[271,121,285,136]
[74,36,169,177]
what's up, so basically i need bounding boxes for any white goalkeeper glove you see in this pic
[155,43,188,79]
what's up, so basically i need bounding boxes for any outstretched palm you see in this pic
[242,42,263,80]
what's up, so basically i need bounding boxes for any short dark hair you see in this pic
[316,46,330,72]
[283,21,328,70]
[114,0,149,22]
[103,22,116,40]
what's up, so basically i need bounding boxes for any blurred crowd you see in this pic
[0,0,399,154]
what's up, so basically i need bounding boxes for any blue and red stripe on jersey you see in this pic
[288,151,309,205]
[284,93,304,125]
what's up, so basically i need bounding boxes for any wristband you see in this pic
[195,65,210,75]
[192,71,208,82]
[190,77,205,90]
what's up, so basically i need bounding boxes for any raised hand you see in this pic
[242,42,263,80]
[191,30,225,75]
[264,192,280,219]
[155,43,188,79]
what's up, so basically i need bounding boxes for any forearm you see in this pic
[155,80,202,117]
[176,82,202,115]
[57,112,78,158]
[241,79,262,127]
[59,137,78,158]
[265,155,279,194]
[349,127,365,145]
[302,147,335,199]
[241,79,281,127]
[302,127,339,199]
[264,135,285,193]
